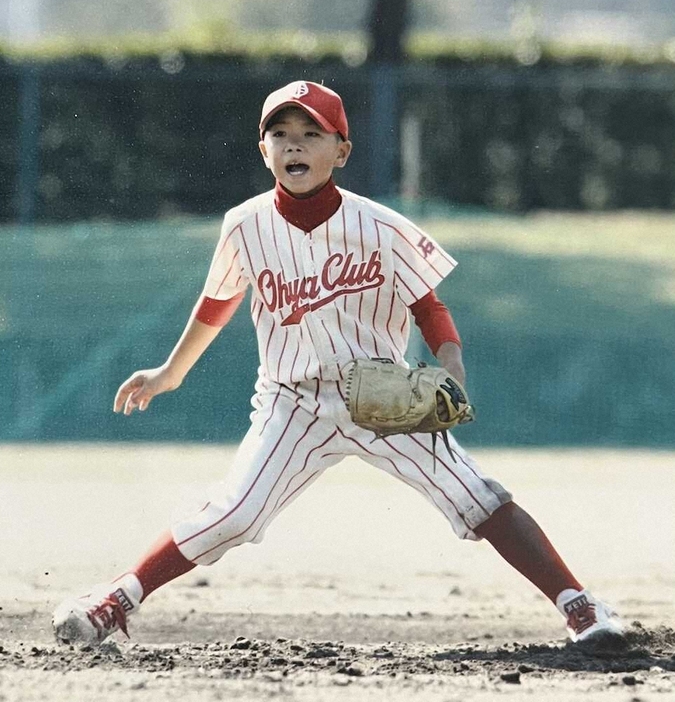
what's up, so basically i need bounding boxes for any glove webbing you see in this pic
[431,429,458,473]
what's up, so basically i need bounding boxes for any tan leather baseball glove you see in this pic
[344,358,475,442]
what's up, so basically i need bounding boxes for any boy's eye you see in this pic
[271,130,285,137]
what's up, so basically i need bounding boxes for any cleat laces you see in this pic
[85,590,131,640]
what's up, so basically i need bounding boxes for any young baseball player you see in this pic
[53,81,623,647]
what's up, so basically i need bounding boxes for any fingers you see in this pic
[114,367,174,415]
[122,389,154,416]
[114,378,136,413]
[123,391,139,416]
[125,386,157,415]
[114,374,149,415]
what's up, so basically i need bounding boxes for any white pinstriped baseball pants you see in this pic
[171,378,512,566]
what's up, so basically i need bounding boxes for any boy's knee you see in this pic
[172,504,266,564]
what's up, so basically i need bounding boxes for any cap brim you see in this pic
[259,100,338,137]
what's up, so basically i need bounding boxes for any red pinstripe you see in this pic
[357,210,366,325]
[341,220,349,315]
[191,416,324,561]
[276,328,289,379]
[394,270,423,301]
[376,218,449,278]
[370,221,383,334]
[259,378,283,435]
[211,223,242,269]
[444,440,503,502]
[204,190,457,386]
[369,328,382,357]
[382,284,403,357]
[407,434,493,517]
[335,381,347,405]
[288,335,302,380]
[393,249,437,292]
[176,402,303,549]
[254,212,269,269]
[334,306,357,358]
[341,206,347,252]
[336,427,472,532]
[399,309,408,336]
[313,378,321,414]
[249,469,322,544]
[239,224,257,281]
[304,322,325,381]
[285,219,300,277]
[248,432,337,543]
[263,317,278,375]
[270,207,285,274]
[300,326,311,380]
[353,318,364,354]
[252,298,263,326]
[214,255,240,298]
[272,469,322,515]
[321,318,338,355]
[407,219,458,268]
[380,435,476,530]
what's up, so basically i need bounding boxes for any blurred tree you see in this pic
[3,0,674,47]
[367,0,409,64]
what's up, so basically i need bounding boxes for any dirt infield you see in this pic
[1,444,674,701]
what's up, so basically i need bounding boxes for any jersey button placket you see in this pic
[302,232,338,377]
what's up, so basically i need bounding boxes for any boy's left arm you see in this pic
[409,291,466,386]
[435,340,466,387]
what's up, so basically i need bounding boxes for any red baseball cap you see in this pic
[259,81,349,141]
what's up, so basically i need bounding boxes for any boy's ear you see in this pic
[259,140,272,169]
[334,139,353,169]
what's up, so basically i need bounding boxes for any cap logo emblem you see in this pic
[292,82,309,98]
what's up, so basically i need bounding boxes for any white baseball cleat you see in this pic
[52,584,140,646]
[556,589,624,643]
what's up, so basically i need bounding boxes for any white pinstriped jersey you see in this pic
[201,187,457,383]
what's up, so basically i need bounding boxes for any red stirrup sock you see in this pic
[132,531,197,602]
[474,502,583,603]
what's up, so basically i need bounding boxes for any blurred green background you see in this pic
[1,0,674,446]
[3,212,674,446]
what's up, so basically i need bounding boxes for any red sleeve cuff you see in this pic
[409,290,461,355]
[195,293,245,327]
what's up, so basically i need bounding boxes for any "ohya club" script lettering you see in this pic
[257,250,386,325]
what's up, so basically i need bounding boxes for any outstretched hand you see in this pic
[113,365,182,416]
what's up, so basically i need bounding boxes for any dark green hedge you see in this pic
[2,52,675,222]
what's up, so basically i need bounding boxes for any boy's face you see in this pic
[259,107,352,198]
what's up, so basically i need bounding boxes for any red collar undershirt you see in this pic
[274,178,342,233]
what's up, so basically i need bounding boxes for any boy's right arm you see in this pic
[113,313,223,416]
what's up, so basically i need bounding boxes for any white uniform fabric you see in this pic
[172,379,512,565]
[201,188,457,382]
[172,188,512,565]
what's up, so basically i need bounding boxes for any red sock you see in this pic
[474,502,583,603]
[133,531,196,602]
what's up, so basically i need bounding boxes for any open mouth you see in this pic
[286,163,310,176]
